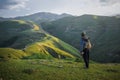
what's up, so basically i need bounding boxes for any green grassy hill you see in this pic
[0,59,120,80]
[0,20,80,60]
[41,15,120,63]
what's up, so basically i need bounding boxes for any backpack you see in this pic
[85,40,92,49]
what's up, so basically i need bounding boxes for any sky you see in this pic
[0,0,120,18]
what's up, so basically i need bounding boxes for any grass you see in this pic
[11,20,28,24]
[0,59,119,80]
[33,24,40,31]
[0,48,27,60]
[25,35,80,59]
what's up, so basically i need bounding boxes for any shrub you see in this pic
[22,68,34,75]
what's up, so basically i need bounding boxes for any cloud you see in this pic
[0,0,120,17]
[45,0,120,16]
[0,0,29,10]
[99,0,120,6]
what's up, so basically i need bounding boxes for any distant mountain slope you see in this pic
[0,17,12,21]
[0,20,80,60]
[41,15,120,62]
[15,12,72,24]
[0,12,72,24]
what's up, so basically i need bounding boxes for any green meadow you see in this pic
[0,59,120,80]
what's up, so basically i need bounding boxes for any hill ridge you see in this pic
[0,20,80,60]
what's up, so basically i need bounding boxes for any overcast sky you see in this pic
[0,0,120,18]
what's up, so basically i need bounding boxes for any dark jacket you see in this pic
[80,36,88,52]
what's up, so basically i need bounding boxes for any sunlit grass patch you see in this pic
[0,48,27,60]
[11,20,27,24]
[33,24,39,31]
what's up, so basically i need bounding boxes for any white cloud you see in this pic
[45,0,120,16]
[0,0,120,17]
[99,0,120,5]
[0,0,29,10]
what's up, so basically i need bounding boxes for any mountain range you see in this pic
[0,12,72,24]
[0,12,120,63]
[41,14,120,63]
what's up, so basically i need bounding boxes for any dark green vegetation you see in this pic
[0,20,80,60]
[41,15,120,63]
[0,59,120,80]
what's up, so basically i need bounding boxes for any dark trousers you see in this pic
[83,48,89,68]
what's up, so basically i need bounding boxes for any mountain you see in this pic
[15,12,72,24]
[115,14,120,18]
[0,12,72,24]
[0,20,80,60]
[0,17,12,21]
[41,14,120,63]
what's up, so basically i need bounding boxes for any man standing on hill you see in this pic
[80,32,91,69]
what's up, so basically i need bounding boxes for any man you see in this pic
[80,32,91,68]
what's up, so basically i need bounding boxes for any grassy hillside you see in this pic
[41,15,120,62]
[0,48,26,60]
[0,59,120,80]
[25,35,80,59]
[0,20,45,49]
[0,20,80,60]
